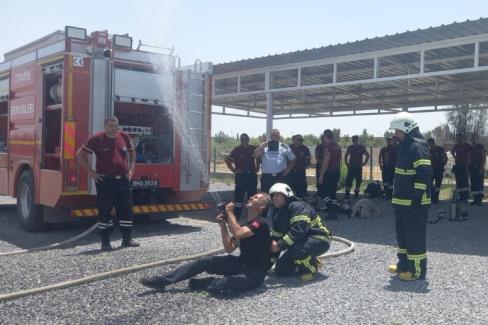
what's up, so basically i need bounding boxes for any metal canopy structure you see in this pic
[212,18,488,135]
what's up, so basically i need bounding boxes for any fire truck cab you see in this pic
[0,27,212,231]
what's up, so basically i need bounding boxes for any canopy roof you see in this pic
[212,18,488,120]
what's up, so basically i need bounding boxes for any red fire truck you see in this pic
[0,27,212,231]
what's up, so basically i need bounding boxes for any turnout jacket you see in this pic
[392,129,433,208]
[270,199,331,250]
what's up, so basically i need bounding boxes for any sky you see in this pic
[1,0,486,137]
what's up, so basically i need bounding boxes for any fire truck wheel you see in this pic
[17,170,46,232]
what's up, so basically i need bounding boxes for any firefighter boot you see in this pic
[121,230,140,248]
[101,233,112,252]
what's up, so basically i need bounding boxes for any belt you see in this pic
[262,172,283,177]
[103,175,127,180]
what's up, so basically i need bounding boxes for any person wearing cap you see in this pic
[268,183,331,281]
[288,134,311,200]
[387,112,432,281]
[344,135,369,199]
[451,133,472,202]
[469,133,486,206]
[427,138,448,203]
[379,137,398,200]
[76,116,140,252]
[225,133,259,218]
[317,129,342,203]
[253,129,295,193]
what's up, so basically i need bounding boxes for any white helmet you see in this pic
[269,183,295,198]
[389,112,418,134]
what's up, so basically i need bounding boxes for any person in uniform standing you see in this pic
[469,133,486,206]
[253,129,295,193]
[140,193,272,293]
[388,112,432,281]
[288,134,311,200]
[76,116,140,251]
[225,133,258,218]
[344,135,370,199]
[427,138,448,203]
[317,129,342,202]
[268,183,331,281]
[451,133,472,202]
[379,137,397,199]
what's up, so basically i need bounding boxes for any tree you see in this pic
[446,104,488,138]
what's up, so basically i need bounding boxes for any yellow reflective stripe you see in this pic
[398,248,407,254]
[413,159,431,168]
[271,229,285,237]
[395,168,416,175]
[392,198,412,206]
[310,215,322,227]
[312,235,331,243]
[290,215,311,224]
[421,199,431,205]
[283,234,294,246]
[414,183,427,190]
[294,255,316,274]
[408,253,427,260]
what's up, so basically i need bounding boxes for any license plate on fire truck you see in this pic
[130,179,160,189]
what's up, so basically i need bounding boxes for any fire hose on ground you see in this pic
[0,222,355,302]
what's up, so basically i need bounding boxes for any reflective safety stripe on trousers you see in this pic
[294,255,317,274]
[395,168,416,176]
[408,253,427,278]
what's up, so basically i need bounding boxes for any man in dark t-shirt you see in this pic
[140,193,272,293]
[451,133,472,202]
[225,133,258,218]
[317,129,342,201]
[344,135,369,199]
[288,134,311,199]
[76,116,139,252]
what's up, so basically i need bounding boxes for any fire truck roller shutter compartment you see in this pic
[113,68,175,165]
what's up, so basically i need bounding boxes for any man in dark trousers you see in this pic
[268,183,331,281]
[379,137,397,200]
[288,134,311,200]
[140,193,272,293]
[225,133,258,218]
[469,133,486,206]
[253,129,295,193]
[388,112,432,281]
[427,138,448,203]
[344,135,369,199]
[76,116,139,251]
[451,133,472,202]
[317,129,342,202]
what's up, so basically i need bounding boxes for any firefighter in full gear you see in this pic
[268,183,331,281]
[388,112,433,281]
[427,138,448,203]
[451,133,472,202]
[469,133,486,206]
[379,137,397,199]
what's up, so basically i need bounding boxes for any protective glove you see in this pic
[412,189,424,207]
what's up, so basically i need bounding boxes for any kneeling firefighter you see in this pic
[268,183,331,280]
[388,112,433,281]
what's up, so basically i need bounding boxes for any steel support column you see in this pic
[266,92,273,139]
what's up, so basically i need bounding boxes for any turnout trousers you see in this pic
[431,168,444,203]
[95,177,133,235]
[469,165,484,203]
[394,206,428,279]
[345,165,363,195]
[452,164,470,201]
[161,255,265,293]
[234,172,257,218]
[274,237,330,277]
[287,169,308,199]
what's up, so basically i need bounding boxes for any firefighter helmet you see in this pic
[389,112,418,134]
[269,183,295,198]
